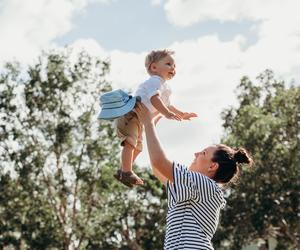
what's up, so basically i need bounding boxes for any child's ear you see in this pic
[150,63,156,71]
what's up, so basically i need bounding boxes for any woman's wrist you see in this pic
[144,119,154,128]
[143,119,155,131]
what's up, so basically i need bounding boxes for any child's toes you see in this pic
[135,177,144,185]
[130,172,144,185]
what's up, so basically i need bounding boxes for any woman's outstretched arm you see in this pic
[135,103,174,182]
[152,167,168,185]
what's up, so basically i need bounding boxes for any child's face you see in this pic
[150,55,176,80]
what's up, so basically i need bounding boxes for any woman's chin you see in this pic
[189,162,196,171]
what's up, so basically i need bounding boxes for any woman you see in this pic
[135,103,253,250]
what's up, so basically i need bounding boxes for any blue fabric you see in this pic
[98,89,140,120]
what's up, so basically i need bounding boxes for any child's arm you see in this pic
[150,95,181,120]
[169,105,184,117]
[169,105,198,120]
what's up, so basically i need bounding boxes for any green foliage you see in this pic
[82,169,167,250]
[0,50,114,249]
[0,50,167,250]
[213,70,300,249]
[2,53,299,250]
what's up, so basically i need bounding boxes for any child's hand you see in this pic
[181,112,198,120]
[165,111,182,121]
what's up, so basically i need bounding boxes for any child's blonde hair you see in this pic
[145,49,175,74]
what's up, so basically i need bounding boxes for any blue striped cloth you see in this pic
[164,162,226,250]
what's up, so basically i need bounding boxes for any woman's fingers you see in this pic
[135,103,144,115]
[135,103,141,111]
[135,102,153,124]
[136,102,146,112]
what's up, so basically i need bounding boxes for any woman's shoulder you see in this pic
[173,162,188,171]
[173,162,215,189]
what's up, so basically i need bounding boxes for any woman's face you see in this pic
[189,145,218,177]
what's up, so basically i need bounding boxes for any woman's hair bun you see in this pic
[234,148,253,165]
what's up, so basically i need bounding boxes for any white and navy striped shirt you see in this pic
[164,162,226,250]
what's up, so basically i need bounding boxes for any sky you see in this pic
[1,0,300,167]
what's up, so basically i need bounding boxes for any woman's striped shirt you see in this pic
[164,162,226,250]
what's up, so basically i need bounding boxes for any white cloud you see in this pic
[0,0,113,64]
[0,0,72,63]
[164,0,245,27]
[69,35,247,165]
[108,50,147,91]
[89,0,115,3]
[67,8,300,163]
[71,29,300,166]
[69,41,149,92]
[69,38,108,58]
[1,0,300,167]
[163,0,300,83]
[164,0,298,27]
[151,0,163,6]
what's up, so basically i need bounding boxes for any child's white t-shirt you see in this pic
[135,75,172,114]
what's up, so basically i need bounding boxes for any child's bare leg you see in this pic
[115,141,143,186]
[132,148,141,163]
[121,141,135,172]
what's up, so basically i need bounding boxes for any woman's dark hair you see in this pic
[212,144,253,184]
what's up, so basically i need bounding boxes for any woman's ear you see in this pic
[209,162,219,173]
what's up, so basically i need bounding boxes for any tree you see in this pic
[0,50,118,249]
[85,170,167,250]
[213,70,300,250]
[0,50,168,250]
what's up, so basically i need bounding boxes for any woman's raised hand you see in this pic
[134,103,153,125]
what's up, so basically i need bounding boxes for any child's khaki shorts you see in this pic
[115,111,143,151]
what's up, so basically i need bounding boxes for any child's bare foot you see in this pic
[113,170,144,187]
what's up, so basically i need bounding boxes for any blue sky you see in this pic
[56,0,258,52]
[1,0,300,166]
